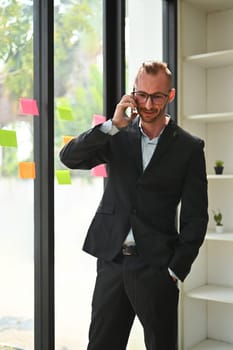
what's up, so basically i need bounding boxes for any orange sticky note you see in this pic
[19,98,39,116]
[63,136,75,145]
[18,162,36,179]
[92,114,106,126]
[91,164,107,177]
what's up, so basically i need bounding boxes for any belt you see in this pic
[122,245,138,256]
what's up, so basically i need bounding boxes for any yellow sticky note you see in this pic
[63,136,75,145]
[57,105,74,121]
[56,170,72,184]
[18,162,36,179]
[0,129,17,147]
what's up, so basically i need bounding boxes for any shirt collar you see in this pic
[139,119,166,144]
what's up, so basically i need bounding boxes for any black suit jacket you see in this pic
[60,117,208,281]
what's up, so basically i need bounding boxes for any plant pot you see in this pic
[214,166,224,175]
[216,225,224,233]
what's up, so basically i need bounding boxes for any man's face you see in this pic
[134,71,174,124]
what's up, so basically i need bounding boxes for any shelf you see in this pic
[184,49,233,68]
[190,339,233,350]
[206,232,233,241]
[184,0,233,13]
[207,174,233,180]
[185,112,233,123]
[186,284,233,304]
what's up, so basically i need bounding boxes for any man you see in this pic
[60,61,208,350]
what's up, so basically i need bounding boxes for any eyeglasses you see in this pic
[132,90,170,105]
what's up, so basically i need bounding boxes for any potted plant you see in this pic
[214,160,224,175]
[212,209,224,233]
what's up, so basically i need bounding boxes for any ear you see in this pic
[168,88,176,103]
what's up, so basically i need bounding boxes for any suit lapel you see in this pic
[128,118,143,174]
[127,117,178,174]
[143,118,178,172]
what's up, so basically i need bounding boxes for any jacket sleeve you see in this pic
[59,125,111,170]
[169,140,209,281]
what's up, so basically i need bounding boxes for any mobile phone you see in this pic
[131,94,138,116]
[131,106,138,116]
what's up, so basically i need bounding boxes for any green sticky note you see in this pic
[0,129,17,147]
[57,105,74,121]
[56,170,72,185]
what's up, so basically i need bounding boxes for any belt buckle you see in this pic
[122,245,137,256]
[122,247,131,256]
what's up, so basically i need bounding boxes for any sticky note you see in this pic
[56,170,72,184]
[57,106,74,121]
[0,129,17,147]
[91,164,107,178]
[18,162,36,179]
[92,114,106,126]
[63,136,75,145]
[19,98,39,116]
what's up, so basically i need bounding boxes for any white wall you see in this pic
[126,0,163,92]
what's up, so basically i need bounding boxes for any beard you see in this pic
[139,106,165,123]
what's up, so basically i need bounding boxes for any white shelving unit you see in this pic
[178,1,233,349]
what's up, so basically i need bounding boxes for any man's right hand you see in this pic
[112,94,138,129]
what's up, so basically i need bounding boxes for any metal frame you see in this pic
[33,1,54,350]
[103,0,126,119]
[162,0,177,121]
[162,3,178,348]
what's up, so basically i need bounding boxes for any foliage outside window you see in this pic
[0,0,103,178]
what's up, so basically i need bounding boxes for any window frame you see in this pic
[34,1,55,349]
[162,0,177,121]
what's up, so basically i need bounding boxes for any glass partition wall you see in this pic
[54,1,104,349]
[54,1,162,349]
[0,1,34,349]
[125,1,163,348]
[0,1,162,349]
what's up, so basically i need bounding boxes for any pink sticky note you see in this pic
[19,98,39,116]
[91,164,108,178]
[92,114,106,126]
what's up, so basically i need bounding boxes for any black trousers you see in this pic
[87,253,179,350]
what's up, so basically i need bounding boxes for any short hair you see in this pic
[134,60,172,86]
